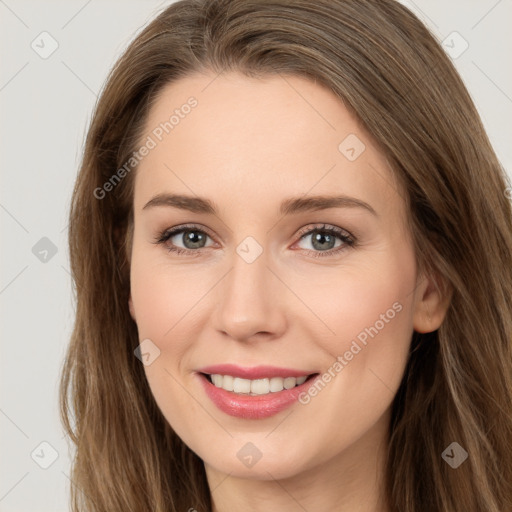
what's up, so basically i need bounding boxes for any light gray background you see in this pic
[1,1,511,510]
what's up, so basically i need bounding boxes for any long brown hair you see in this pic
[59,0,512,510]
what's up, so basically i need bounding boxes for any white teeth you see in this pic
[283,377,296,389]
[251,378,269,395]
[233,377,251,393]
[222,374,234,391]
[208,374,310,395]
[269,377,284,392]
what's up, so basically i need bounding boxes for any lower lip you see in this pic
[197,373,319,419]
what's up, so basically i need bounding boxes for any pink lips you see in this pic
[195,364,319,420]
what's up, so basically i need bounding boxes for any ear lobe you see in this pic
[412,271,452,334]
[128,294,136,321]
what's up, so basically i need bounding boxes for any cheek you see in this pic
[129,248,215,417]
[331,270,412,346]
[299,251,415,431]
[130,252,210,442]
[129,247,210,342]
[303,242,414,374]
[296,243,415,348]
[329,282,412,391]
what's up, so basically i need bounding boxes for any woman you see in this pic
[59,0,512,510]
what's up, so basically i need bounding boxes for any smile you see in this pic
[195,364,320,419]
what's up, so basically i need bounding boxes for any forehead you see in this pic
[133,71,403,220]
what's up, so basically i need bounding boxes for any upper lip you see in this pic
[196,364,317,380]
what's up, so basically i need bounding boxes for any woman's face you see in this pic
[128,71,443,481]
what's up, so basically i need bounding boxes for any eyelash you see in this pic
[152,223,356,258]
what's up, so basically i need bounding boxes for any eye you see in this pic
[293,224,355,258]
[152,223,356,258]
[152,224,215,256]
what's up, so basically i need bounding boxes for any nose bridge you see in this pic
[214,238,286,340]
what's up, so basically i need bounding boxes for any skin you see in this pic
[128,71,450,512]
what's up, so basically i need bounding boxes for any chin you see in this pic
[199,438,318,481]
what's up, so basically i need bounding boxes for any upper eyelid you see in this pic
[163,223,217,241]
[295,223,353,239]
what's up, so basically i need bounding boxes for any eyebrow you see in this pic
[142,193,378,217]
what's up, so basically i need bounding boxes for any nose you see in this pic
[213,248,287,342]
